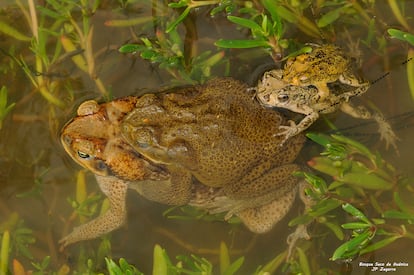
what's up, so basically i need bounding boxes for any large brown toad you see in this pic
[60,78,305,247]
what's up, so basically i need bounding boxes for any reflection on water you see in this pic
[0,1,413,274]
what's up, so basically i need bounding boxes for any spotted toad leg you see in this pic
[128,168,192,205]
[59,175,127,248]
[339,72,365,87]
[190,164,302,233]
[215,163,300,213]
[236,183,297,233]
[340,102,399,152]
[340,102,372,119]
[277,109,320,145]
[339,82,370,102]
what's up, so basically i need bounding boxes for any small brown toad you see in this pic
[282,44,367,100]
[256,69,398,150]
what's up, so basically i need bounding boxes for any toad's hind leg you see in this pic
[340,102,399,151]
[59,175,128,248]
[236,184,297,233]
[339,71,366,88]
[195,167,300,232]
[129,168,192,205]
[218,164,300,218]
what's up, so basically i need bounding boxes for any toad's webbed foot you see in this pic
[372,112,399,153]
[276,120,303,145]
[341,103,399,153]
[59,176,128,249]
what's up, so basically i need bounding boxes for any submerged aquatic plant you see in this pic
[104,242,283,275]
[387,28,414,101]
[119,30,226,84]
[1,0,413,274]
[0,86,15,130]
[289,133,413,264]
[214,0,287,61]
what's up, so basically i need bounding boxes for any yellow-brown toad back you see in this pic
[282,44,364,99]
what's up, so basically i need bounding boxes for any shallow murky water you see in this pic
[1,1,414,274]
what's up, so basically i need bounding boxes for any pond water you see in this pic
[1,1,414,274]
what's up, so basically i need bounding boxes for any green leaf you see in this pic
[222,257,244,275]
[105,16,152,27]
[297,247,311,275]
[331,134,374,159]
[311,155,390,190]
[0,21,31,41]
[0,231,10,275]
[0,86,15,130]
[341,222,371,230]
[220,242,230,274]
[168,0,189,8]
[307,156,342,177]
[322,221,345,240]
[141,49,157,59]
[393,191,413,214]
[334,186,355,198]
[360,235,401,255]
[299,171,328,194]
[365,18,376,46]
[336,171,392,190]
[317,7,344,28]
[36,5,63,19]
[166,6,191,33]
[331,230,372,261]
[282,46,313,61]
[200,51,225,68]
[308,198,342,217]
[322,143,348,161]
[215,39,269,48]
[407,49,414,102]
[306,132,332,147]
[258,251,287,274]
[388,29,414,46]
[227,16,262,33]
[342,203,371,224]
[274,6,297,23]
[105,258,120,274]
[382,210,414,220]
[118,44,145,54]
[262,0,282,36]
[289,214,314,226]
[153,244,168,275]
[0,86,8,109]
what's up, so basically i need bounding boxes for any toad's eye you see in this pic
[77,151,90,159]
[277,94,289,102]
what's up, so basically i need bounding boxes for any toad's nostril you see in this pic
[138,142,149,148]
[63,135,72,145]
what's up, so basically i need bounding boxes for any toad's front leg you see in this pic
[59,175,128,248]
[277,111,319,144]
